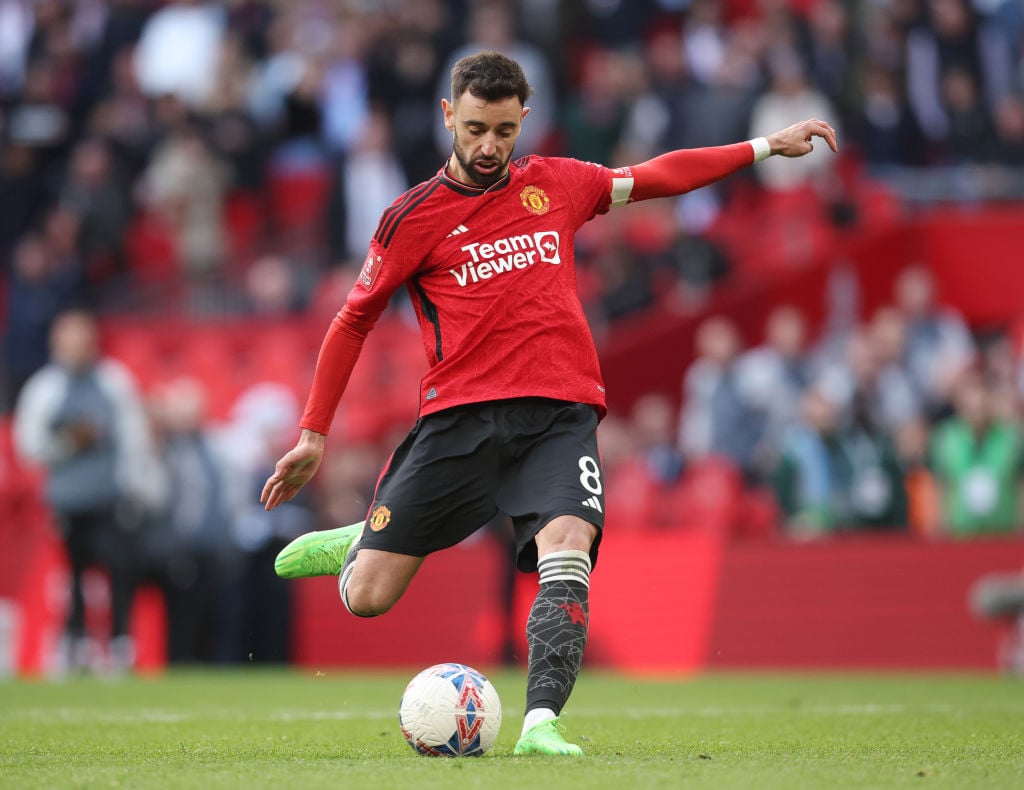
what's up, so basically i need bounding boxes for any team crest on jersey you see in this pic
[520,185,550,215]
[369,505,391,531]
[359,252,382,289]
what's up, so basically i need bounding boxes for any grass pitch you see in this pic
[1,669,1022,789]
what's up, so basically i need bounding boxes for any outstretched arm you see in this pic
[620,118,838,204]
[260,296,382,510]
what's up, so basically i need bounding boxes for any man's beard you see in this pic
[452,138,514,187]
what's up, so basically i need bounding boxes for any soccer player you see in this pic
[263,51,837,756]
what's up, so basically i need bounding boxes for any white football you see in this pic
[399,663,502,756]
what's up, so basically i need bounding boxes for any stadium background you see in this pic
[1,0,1023,677]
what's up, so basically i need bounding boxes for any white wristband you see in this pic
[749,137,771,162]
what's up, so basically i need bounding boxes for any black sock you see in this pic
[525,550,591,715]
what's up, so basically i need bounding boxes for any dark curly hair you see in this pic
[450,50,532,105]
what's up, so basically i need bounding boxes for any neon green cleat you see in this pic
[274,522,364,579]
[513,718,584,756]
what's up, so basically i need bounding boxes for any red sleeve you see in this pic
[298,307,372,435]
[299,239,411,435]
[612,142,756,205]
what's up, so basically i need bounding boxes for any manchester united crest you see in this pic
[369,505,391,531]
[520,185,550,215]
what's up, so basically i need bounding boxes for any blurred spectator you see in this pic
[203,33,266,192]
[72,0,150,119]
[736,305,813,470]
[663,224,733,311]
[2,232,83,407]
[994,94,1024,165]
[820,325,920,437]
[133,0,225,107]
[60,137,132,284]
[221,382,313,662]
[678,316,765,480]
[320,18,369,155]
[897,416,943,537]
[13,310,163,674]
[5,55,71,157]
[367,5,451,184]
[677,26,761,153]
[749,48,838,191]
[773,383,908,536]
[976,329,1020,412]
[138,122,230,279]
[593,239,656,322]
[629,392,683,484]
[683,0,729,89]
[905,0,1013,156]
[145,377,241,664]
[941,66,999,162]
[247,11,307,130]
[42,203,86,287]
[0,141,49,261]
[243,253,300,316]
[930,369,1023,536]
[328,108,408,263]
[858,64,927,167]
[893,265,975,420]
[0,0,33,98]
[801,0,855,129]
[85,46,154,180]
[561,47,640,165]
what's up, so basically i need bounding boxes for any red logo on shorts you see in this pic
[558,602,588,627]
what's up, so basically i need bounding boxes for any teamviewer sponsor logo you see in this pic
[533,231,560,264]
[448,231,560,287]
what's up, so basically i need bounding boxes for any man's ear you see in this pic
[521,106,531,122]
[442,98,455,132]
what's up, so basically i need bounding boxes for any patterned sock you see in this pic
[525,549,591,717]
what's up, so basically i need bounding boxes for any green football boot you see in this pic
[274,522,364,579]
[513,718,584,756]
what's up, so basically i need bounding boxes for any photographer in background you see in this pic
[13,310,162,675]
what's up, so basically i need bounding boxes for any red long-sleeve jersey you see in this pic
[300,142,759,434]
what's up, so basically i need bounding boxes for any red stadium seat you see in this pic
[268,168,331,233]
[223,190,266,265]
[666,457,743,533]
[124,212,179,286]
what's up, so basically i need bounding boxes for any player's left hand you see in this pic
[766,118,838,158]
[260,429,326,510]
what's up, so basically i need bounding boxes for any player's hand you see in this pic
[260,429,326,511]
[765,118,838,158]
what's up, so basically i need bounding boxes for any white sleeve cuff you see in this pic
[749,137,771,162]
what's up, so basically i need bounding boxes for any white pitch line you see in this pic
[8,702,1024,726]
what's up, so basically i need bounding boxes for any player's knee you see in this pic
[536,515,597,555]
[341,580,399,618]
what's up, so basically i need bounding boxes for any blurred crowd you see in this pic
[6,1,1024,400]
[13,310,320,670]
[3,0,1024,672]
[598,264,1023,540]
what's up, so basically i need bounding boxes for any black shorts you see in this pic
[360,398,605,572]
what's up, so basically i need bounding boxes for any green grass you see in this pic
[1,669,1022,789]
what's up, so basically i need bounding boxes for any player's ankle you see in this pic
[522,706,557,736]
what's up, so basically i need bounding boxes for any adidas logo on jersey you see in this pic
[582,496,602,513]
[446,224,469,238]
[448,231,560,287]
